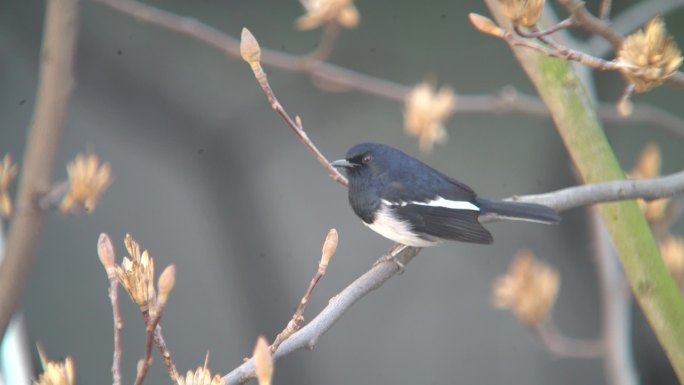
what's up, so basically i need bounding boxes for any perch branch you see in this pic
[0,0,78,339]
[221,173,684,384]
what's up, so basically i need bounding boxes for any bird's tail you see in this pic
[476,198,561,225]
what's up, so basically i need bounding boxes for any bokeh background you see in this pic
[1,0,683,384]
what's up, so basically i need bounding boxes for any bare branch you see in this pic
[555,0,684,89]
[136,308,166,385]
[222,246,422,385]
[220,170,684,384]
[142,311,180,382]
[0,0,78,339]
[590,210,638,385]
[92,0,684,137]
[270,229,338,352]
[98,233,123,385]
[534,321,603,358]
[598,0,613,20]
[503,170,684,213]
[589,0,684,58]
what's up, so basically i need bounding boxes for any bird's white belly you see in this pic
[365,205,440,247]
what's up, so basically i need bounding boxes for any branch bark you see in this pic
[0,0,78,339]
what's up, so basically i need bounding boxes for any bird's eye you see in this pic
[362,154,373,164]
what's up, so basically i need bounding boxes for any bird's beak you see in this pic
[330,159,355,168]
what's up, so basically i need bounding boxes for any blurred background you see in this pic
[1,0,683,384]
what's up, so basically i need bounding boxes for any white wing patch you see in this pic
[382,197,479,211]
[366,205,440,247]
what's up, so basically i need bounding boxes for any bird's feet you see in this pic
[373,243,409,274]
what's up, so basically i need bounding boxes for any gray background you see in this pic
[1,0,683,384]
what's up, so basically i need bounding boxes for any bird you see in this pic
[330,143,560,247]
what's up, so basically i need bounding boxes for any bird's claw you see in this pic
[373,244,409,274]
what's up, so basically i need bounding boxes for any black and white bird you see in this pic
[331,143,560,247]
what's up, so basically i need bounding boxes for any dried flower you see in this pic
[498,0,545,27]
[253,336,273,385]
[295,0,359,31]
[60,152,112,214]
[404,82,455,153]
[660,236,684,286]
[493,250,560,326]
[34,346,75,385]
[177,353,223,385]
[629,142,670,222]
[617,16,682,93]
[0,154,18,217]
[115,234,156,310]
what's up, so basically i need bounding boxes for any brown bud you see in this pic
[469,13,506,38]
[97,233,116,270]
[240,28,262,66]
[158,264,177,306]
[321,228,338,267]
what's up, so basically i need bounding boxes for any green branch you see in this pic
[483,2,684,381]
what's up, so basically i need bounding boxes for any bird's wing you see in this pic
[392,204,493,244]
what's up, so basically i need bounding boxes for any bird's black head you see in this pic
[330,143,397,180]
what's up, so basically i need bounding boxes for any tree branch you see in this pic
[590,210,638,385]
[485,1,684,381]
[555,0,684,89]
[0,0,78,339]
[91,0,684,138]
[221,172,684,384]
[503,170,684,213]
[588,0,684,58]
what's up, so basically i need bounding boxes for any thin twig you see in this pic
[270,230,336,353]
[91,0,684,137]
[513,18,573,38]
[0,0,78,339]
[141,311,179,382]
[136,308,167,385]
[222,245,421,385]
[598,0,612,20]
[555,0,684,89]
[556,0,624,48]
[241,29,348,186]
[303,22,340,66]
[589,0,684,57]
[472,14,626,71]
[534,321,603,359]
[270,257,328,352]
[97,233,123,385]
[107,269,123,385]
[36,181,69,211]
